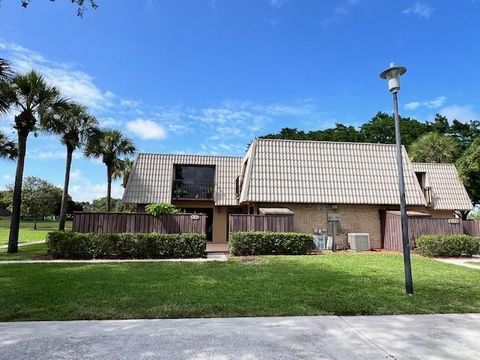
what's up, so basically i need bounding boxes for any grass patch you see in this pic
[0,253,480,321]
[0,219,72,244]
[0,243,49,261]
[465,261,480,267]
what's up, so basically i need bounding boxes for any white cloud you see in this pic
[0,42,114,110]
[321,0,363,27]
[126,118,167,140]
[98,117,122,128]
[402,3,434,19]
[404,101,421,111]
[404,96,446,111]
[270,0,288,8]
[439,105,479,122]
[70,182,124,202]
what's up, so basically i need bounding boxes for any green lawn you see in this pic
[0,243,48,261]
[0,219,71,244]
[0,252,479,321]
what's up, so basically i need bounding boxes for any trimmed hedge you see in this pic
[46,232,207,259]
[416,235,480,257]
[229,232,313,256]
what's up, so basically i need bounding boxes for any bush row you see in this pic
[416,235,480,257]
[229,232,313,256]
[46,232,207,259]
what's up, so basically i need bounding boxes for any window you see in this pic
[172,165,215,199]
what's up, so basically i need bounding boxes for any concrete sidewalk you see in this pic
[0,314,479,359]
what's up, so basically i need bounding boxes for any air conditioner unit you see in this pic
[348,233,371,252]
[313,234,327,250]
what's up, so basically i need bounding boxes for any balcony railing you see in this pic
[172,179,215,200]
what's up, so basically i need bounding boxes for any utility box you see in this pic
[348,233,371,251]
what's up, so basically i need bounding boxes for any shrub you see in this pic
[46,232,206,259]
[145,203,179,216]
[229,232,313,256]
[416,235,480,257]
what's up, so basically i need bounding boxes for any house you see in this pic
[123,139,472,248]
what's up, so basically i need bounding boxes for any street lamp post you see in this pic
[380,63,414,295]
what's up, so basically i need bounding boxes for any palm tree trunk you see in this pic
[59,146,73,231]
[8,133,27,253]
[106,165,112,212]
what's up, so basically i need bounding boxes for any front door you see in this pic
[180,207,213,241]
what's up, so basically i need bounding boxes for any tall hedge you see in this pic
[46,232,207,259]
[416,235,480,257]
[229,232,313,256]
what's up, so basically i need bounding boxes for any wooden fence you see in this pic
[464,220,480,236]
[72,212,206,234]
[384,213,479,251]
[229,214,294,233]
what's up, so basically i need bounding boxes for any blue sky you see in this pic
[0,0,479,201]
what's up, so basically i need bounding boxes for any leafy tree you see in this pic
[0,131,17,160]
[427,114,450,134]
[457,136,480,205]
[113,158,134,188]
[308,124,364,142]
[85,197,134,213]
[17,0,98,16]
[2,177,62,229]
[84,129,135,212]
[0,58,13,113]
[360,112,431,146]
[0,71,66,253]
[260,127,307,140]
[260,125,364,142]
[409,132,461,163]
[449,119,480,150]
[42,102,98,231]
[145,203,179,216]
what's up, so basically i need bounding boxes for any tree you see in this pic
[360,112,431,146]
[17,0,98,16]
[84,130,135,212]
[0,131,17,160]
[2,177,62,229]
[42,102,98,231]
[0,58,13,113]
[0,71,66,253]
[113,158,134,188]
[85,197,134,213]
[457,136,480,205]
[260,125,365,142]
[427,114,450,134]
[21,177,62,229]
[408,132,461,163]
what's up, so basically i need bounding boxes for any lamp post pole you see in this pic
[380,64,414,295]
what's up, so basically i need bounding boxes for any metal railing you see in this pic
[172,179,215,200]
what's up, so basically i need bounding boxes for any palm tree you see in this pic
[0,131,18,160]
[113,158,134,188]
[84,129,135,212]
[0,58,13,113]
[1,71,66,253]
[42,102,99,231]
[409,132,460,163]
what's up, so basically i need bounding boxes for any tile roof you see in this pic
[239,139,428,206]
[123,153,243,206]
[411,163,472,211]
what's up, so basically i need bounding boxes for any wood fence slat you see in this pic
[228,214,294,233]
[72,212,206,235]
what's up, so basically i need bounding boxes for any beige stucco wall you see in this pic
[263,203,383,248]
[256,203,455,249]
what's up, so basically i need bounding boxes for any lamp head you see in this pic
[380,63,407,93]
